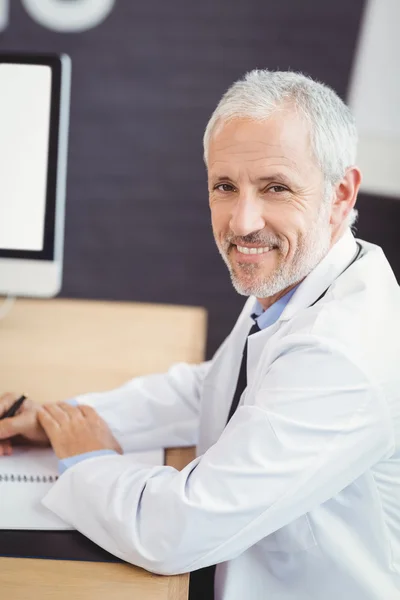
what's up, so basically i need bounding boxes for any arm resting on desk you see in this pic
[42,337,391,576]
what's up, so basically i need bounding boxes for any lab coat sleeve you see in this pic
[42,334,394,575]
[72,361,211,452]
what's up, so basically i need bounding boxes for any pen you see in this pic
[1,395,27,420]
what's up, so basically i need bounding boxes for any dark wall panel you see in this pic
[2,1,390,359]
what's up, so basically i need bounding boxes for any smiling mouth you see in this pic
[236,245,273,255]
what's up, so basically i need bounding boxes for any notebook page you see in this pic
[0,447,71,530]
[0,446,163,530]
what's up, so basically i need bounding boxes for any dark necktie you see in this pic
[188,318,260,600]
[226,319,261,424]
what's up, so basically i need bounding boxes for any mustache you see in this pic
[224,232,281,248]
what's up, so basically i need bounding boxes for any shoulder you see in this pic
[280,241,400,357]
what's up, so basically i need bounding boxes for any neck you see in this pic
[257,280,303,311]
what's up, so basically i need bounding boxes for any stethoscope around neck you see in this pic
[310,241,364,307]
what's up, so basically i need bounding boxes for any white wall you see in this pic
[348,0,400,198]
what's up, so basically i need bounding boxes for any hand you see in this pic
[0,393,50,455]
[37,402,122,460]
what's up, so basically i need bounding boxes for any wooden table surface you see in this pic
[0,298,205,600]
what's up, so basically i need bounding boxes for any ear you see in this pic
[330,167,362,227]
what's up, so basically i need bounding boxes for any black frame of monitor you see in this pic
[0,52,64,261]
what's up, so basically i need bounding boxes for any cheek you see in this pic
[271,204,305,230]
[210,202,231,236]
[269,212,307,256]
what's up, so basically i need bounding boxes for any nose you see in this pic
[229,194,265,237]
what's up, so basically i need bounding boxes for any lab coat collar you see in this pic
[277,228,358,322]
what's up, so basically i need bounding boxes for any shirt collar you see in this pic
[252,284,300,330]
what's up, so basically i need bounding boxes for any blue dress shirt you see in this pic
[252,285,299,329]
[59,285,300,474]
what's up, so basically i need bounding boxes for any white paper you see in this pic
[0,446,163,530]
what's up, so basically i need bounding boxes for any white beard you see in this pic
[217,202,332,299]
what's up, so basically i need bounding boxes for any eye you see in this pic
[268,185,288,193]
[214,183,236,193]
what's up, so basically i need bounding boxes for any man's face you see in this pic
[207,112,333,304]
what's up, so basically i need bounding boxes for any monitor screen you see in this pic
[0,52,70,298]
[0,63,52,252]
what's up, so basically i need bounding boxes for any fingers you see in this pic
[39,402,98,424]
[0,440,12,456]
[40,403,70,427]
[38,402,118,459]
[0,393,36,441]
[78,404,99,421]
[58,402,84,420]
[38,402,87,443]
[0,411,29,440]
[0,395,51,446]
[0,393,20,418]
[0,416,16,440]
[37,406,61,439]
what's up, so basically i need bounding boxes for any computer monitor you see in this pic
[0,52,71,298]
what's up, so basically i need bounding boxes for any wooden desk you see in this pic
[0,298,205,600]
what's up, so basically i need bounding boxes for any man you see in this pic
[1,69,399,600]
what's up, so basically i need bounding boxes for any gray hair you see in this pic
[203,69,358,229]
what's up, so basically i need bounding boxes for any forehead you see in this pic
[207,113,317,178]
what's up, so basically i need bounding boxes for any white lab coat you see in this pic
[43,229,400,599]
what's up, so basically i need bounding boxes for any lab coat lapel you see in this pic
[246,323,280,387]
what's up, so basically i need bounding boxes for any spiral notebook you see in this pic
[0,446,163,530]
